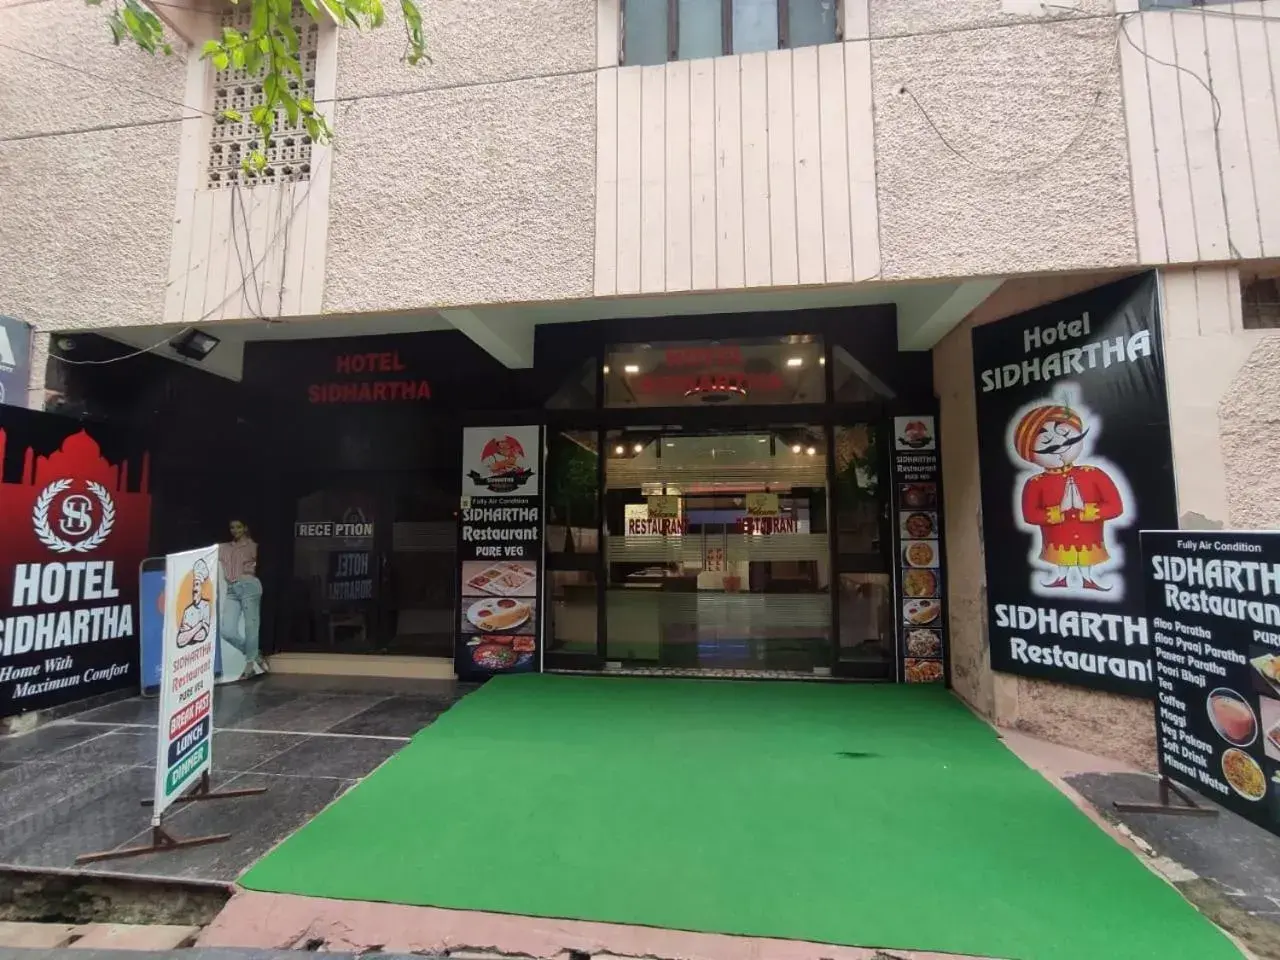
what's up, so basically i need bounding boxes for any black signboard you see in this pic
[1143,530,1280,833]
[455,426,543,679]
[973,273,1177,696]
[889,414,947,684]
[0,406,151,716]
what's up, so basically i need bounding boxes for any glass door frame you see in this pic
[543,399,894,674]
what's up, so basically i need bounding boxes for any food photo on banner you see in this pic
[0,406,151,717]
[890,414,947,684]
[1142,530,1280,834]
[973,272,1177,697]
[456,426,544,679]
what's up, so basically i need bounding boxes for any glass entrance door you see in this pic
[283,472,456,656]
[603,430,832,672]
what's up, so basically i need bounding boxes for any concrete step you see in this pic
[69,924,201,950]
[0,921,201,950]
[0,921,79,948]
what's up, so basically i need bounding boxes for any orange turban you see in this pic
[1013,405,1082,463]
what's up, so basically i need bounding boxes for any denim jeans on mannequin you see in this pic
[221,576,263,661]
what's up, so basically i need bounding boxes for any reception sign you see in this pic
[1143,530,1280,834]
[154,545,219,816]
[973,273,1177,696]
[0,408,151,717]
[456,426,544,678]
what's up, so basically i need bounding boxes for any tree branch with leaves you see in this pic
[88,0,426,172]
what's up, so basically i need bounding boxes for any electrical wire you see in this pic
[0,41,210,119]
[50,152,328,365]
[898,19,1121,177]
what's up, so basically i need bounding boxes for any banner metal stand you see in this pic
[1112,775,1218,818]
[75,772,268,863]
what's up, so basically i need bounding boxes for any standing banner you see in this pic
[0,410,151,717]
[0,315,31,408]
[154,545,219,816]
[973,273,1177,696]
[890,414,947,684]
[456,426,543,679]
[139,558,165,696]
[1143,530,1280,833]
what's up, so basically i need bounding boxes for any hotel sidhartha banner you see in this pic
[0,409,151,717]
[972,273,1177,697]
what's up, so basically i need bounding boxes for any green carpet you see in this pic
[240,675,1239,960]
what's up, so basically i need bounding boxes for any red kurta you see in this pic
[1020,464,1123,568]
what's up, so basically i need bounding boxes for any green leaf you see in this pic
[212,51,230,70]
[162,42,173,55]
[231,46,246,69]
[317,0,344,25]
[223,27,243,46]
[251,0,268,37]
[258,36,271,53]
[202,39,221,56]
[299,97,315,114]
[221,109,244,122]
[252,151,268,172]
[298,0,322,22]
[279,89,299,126]
[107,14,124,44]
[263,72,280,104]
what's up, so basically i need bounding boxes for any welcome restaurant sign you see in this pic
[0,408,151,716]
[972,274,1178,697]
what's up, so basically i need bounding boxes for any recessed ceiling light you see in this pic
[791,444,802,454]
[806,446,817,456]
[614,445,625,455]
[633,443,644,454]
[786,357,803,367]
[757,437,767,443]
[819,356,826,365]
[603,365,610,374]
[624,364,640,374]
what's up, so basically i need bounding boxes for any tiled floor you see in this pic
[0,675,476,882]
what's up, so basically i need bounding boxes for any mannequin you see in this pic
[219,518,267,679]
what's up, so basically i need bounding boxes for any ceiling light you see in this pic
[786,357,803,368]
[172,328,220,361]
[791,444,802,454]
[614,445,625,455]
[603,365,610,374]
[819,356,826,365]
[666,442,675,447]
[757,437,767,443]
[624,364,640,374]
[806,446,817,456]
[633,443,644,454]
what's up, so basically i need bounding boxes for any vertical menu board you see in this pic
[891,416,947,684]
[1143,530,1280,835]
[456,426,544,679]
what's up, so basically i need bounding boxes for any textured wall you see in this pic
[871,1,1136,280]
[934,269,1158,769]
[1162,265,1280,530]
[0,2,184,331]
[323,0,596,312]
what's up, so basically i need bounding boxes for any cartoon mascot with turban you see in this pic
[1013,404,1123,591]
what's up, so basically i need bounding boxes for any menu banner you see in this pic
[1143,530,1280,834]
[890,415,946,684]
[456,426,544,679]
[973,273,1177,697]
[154,545,219,817]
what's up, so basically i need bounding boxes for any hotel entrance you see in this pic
[603,430,833,673]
